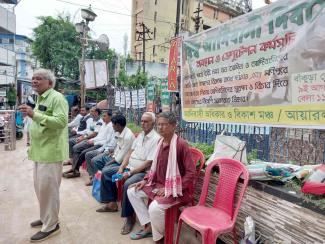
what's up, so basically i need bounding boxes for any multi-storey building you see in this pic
[131,0,177,64]
[15,35,35,103]
[181,0,250,33]
[130,0,250,65]
[0,0,18,107]
[0,34,36,104]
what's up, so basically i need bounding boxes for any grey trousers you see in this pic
[33,162,62,232]
[85,149,103,176]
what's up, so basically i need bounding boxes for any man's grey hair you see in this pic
[33,68,56,87]
[158,112,177,124]
[143,112,156,123]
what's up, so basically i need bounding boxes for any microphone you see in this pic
[26,96,36,109]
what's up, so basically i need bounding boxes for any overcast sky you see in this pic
[15,0,268,54]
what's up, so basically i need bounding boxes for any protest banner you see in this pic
[161,79,170,112]
[181,0,325,128]
[147,80,155,112]
[168,37,181,91]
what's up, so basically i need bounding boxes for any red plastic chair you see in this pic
[117,178,125,203]
[175,158,249,244]
[153,147,205,244]
[189,147,205,204]
[81,160,87,170]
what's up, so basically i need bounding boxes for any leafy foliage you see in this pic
[86,89,108,102]
[247,149,258,163]
[188,142,214,161]
[32,15,116,82]
[118,66,148,89]
[7,86,16,106]
[32,15,81,80]
[127,122,142,133]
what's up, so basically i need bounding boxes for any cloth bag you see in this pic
[206,133,247,165]
[92,171,102,202]
[301,164,325,195]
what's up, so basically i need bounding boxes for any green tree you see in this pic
[7,86,16,107]
[118,67,148,89]
[129,68,148,89]
[118,69,129,87]
[32,15,81,80]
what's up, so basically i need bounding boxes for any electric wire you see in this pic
[56,0,177,25]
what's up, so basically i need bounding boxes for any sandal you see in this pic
[121,221,135,235]
[62,169,73,177]
[130,229,153,240]
[63,161,72,166]
[96,205,118,213]
[65,171,80,178]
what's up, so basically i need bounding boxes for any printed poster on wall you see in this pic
[115,90,120,107]
[181,0,325,128]
[138,88,146,108]
[125,91,131,109]
[161,79,170,112]
[147,80,155,112]
[131,90,138,108]
[120,91,126,108]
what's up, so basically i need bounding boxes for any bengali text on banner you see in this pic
[181,0,325,128]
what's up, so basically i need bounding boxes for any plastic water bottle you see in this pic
[111,168,130,182]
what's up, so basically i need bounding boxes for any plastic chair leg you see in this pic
[117,179,125,203]
[203,231,217,244]
[164,206,178,244]
[175,218,184,244]
[81,160,87,170]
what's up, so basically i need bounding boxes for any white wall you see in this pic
[0,5,16,34]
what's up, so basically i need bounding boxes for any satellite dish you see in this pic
[95,34,110,51]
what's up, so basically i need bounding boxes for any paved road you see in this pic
[0,138,198,244]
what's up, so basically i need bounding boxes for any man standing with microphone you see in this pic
[19,68,68,242]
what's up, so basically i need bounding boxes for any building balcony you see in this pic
[205,0,250,16]
[0,74,15,85]
[0,5,16,34]
[0,46,15,66]
[16,54,34,63]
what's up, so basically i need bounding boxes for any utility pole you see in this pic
[193,3,203,34]
[75,6,97,107]
[136,23,152,73]
[175,0,181,36]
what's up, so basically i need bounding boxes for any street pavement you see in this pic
[0,137,199,244]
